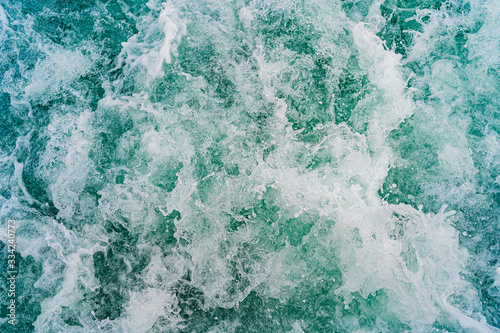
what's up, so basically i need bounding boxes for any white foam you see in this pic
[24,49,92,102]
[4,0,496,331]
[0,4,9,27]
[119,1,186,81]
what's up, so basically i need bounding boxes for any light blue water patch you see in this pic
[0,0,499,332]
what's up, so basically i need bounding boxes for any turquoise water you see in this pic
[0,0,499,331]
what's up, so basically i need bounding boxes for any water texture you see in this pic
[0,0,499,332]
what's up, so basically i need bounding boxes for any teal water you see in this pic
[0,0,499,332]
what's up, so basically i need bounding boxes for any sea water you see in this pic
[0,0,498,332]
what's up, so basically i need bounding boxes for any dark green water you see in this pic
[0,0,499,332]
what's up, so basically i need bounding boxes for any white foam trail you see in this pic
[24,49,92,102]
[0,3,13,42]
[332,204,478,332]
[158,4,178,65]
[0,4,9,27]
[352,21,413,152]
[120,1,186,80]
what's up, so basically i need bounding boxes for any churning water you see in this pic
[0,0,499,332]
